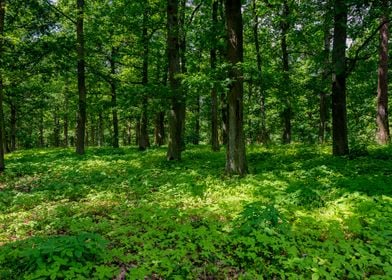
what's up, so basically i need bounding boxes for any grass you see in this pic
[0,144,392,279]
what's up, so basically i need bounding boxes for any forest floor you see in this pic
[0,145,392,279]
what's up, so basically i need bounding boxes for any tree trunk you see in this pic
[90,115,95,146]
[98,113,104,146]
[225,0,247,175]
[252,0,268,144]
[0,0,5,171]
[319,12,331,144]
[331,0,349,155]
[63,90,69,147]
[281,0,291,144]
[193,95,200,145]
[139,9,150,151]
[154,112,165,146]
[179,0,187,150]
[39,110,45,148]
[167,0,184,160]
[76,0,87,155]
[110,48,119,148]
[53,111,60,147]
[135,119,141,146]
[376,0,390,144]
[10,102,16,151]
[210,0,220,151]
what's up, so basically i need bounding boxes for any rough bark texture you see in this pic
[225,0,247,175]
[252,0,268,144]
[376,0,390,144]
[167,0,184,160]
[110,48,119,148]
[210,0,220,151]
[0,0,5,171]
[281,0,291,144]
[76,0,87,155]
[331,0,349,155]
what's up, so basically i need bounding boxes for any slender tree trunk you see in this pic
[225,0,247,175]
[126,117,132,145]
[53,111,60,147]
[193,95,200,145]
[252,0,268,144]
[221,93,228,145]
[281,0,291,144]
[110,48,119,148]
[39,110,44,148]
[90,115,95,146]
[0,0,5,171]
[376,0,390,144]
[98,112,104,146]
[154,112,165,146]
[179,0,187,149]
[10,102,16,151]
[332,0,349,155]
[63,90,69,146]
[210,0,220,151]
[139,9,151,151]
[167,0,184,160]
[76,0,86,155]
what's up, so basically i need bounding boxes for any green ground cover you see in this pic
[0,145,391,279]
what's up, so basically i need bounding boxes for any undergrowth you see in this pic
[0,144,391,279]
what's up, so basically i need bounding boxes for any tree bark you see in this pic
[193,95,200,145]
[98,113,104,146]
[139,8,150,151]
[331,0,349,155]
[63,89,69,146]
[376,0,390,144]
[281,0,291,144]
[0,0,5,171]
[167,0,184,160]
[154,112,165,146]
[110,48,119,148]
[252,0,268,144]
[225,0,247,175]
[76,0,87,155]
[210,0,220,151]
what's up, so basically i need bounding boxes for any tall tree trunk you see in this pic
[126,117,132,145]
[139,8,151,151]
[154,112,165,146]
[53,111,60,147]
[193,95,200,145]
[90,115,95,146]
[98,112,104,146]
[10,102,16,151]
[167,0,184,160]
[376,0,390,144]
[39,110,45,148]
[0,0,5,171]
[63,89,69,147]
[319,22,331,143]
[179,0,187,149]
[225,0,247,175]
[281,0,291,144]
[252,0,268,144]
[210,0,220,151]
[76,0,87,155]
[110,48,119,148]
[331,0,349,155]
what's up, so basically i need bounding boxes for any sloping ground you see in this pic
[0,145,391,279]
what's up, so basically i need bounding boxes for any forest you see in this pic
[0,0,392,279]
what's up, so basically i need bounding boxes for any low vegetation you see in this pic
[1,145,392,279]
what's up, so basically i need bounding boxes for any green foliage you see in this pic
[0,145,392,278]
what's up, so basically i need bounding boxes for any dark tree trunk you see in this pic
[139,9,150,151]
[110,48,119,148]
[252,0,268,144]
[210,0,220,151]
[63,90,69,147]
[376,0,390,144]
[179,0,187,149]
[319,12,331,144]
[53,111,60,147]
[225,0,247,175]
[90,115,95,146]
[154,112,165,146]
[193,95,200,145]
[221,93,228,145]
[10,102,16,151]
[281,0,291,144]
[331,0,349,155]
[0,0,5,171]
[76,0,86,155]
[98,113,104,146]
[167,0,184,160]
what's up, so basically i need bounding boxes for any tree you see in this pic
[225,0,247,175]
[167,0,184,160]
[331,0,349,155]
[0,0,5,171]
[376,0,389,144]
[76,0,87,155]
